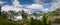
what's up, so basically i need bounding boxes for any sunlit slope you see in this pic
[46,8,60,21]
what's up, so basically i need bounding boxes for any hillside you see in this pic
[47,8,60,21]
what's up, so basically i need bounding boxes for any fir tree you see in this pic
[21,9,27,19]
[0,6,1,16]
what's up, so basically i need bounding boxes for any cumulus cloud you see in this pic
[2,5,22,12]
[47,0,60,11]
[26,4,43,9]
[26,4,49,12]
[13,0,20,5]
[12,0,22,7]
[51,0,60,9]
[2,0,30,12]
[1,0,50,12]
[1,0,23,12]
[0,1,7,4]
[32,0,49,12]
[33,0,60,12]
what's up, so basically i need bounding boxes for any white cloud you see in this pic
[26,4,44,10]
[50,0,60,11]
[33,0,60,11]
[12,0,22,7]
[0,1,6,4]
[1,0,50,12]
[2,5,22,12]
[32,0,50,12]
[43,8,49,12]
[1,5,30,12]
[1,0,30,12]
[26,4,49,12]
[33,0,60,12]
[52,0,60,8]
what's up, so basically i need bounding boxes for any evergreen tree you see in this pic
[53,18,60,23]
[42,13,47,25]
[42,13,51,25]
[0,6,1,16]
[33,12,38,17]
[21,9,27,19]
[30,18,44,25]
[48,20,51,25]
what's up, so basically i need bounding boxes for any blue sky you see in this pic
[0,0,60,12]
[0,0,52,5]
